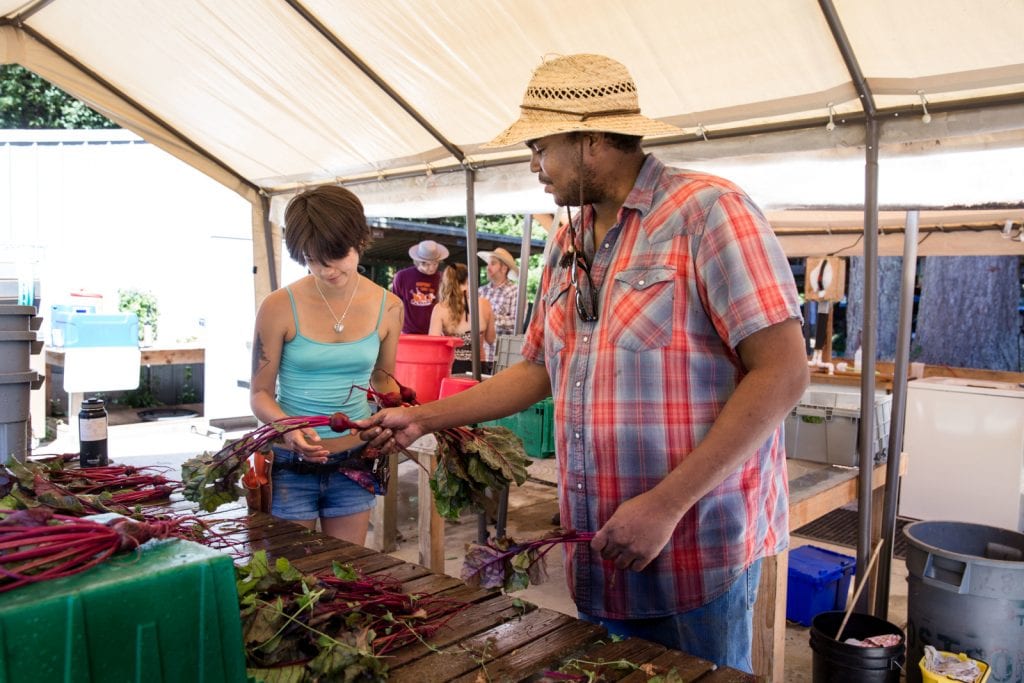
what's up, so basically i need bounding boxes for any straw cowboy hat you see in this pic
[477,247,519,281]
[484,53,683,148]
[408,239,449,262]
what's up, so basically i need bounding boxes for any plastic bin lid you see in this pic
[789,545,856,583]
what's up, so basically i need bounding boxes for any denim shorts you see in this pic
[578,558,762,673]
[270,445,377,520]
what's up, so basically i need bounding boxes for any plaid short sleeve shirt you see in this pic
[520,155,801,619]
[479,280,519,361]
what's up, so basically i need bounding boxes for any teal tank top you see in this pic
[277,285,386,439]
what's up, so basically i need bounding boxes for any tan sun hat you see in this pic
[483,53,683,149]
[408,239,449,262]
[477,247,519,281]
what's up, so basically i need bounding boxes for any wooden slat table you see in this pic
[209,509,756,682]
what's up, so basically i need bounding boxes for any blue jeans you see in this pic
[579,558,762,673]
[270,446,376,520]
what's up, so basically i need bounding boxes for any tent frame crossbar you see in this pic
[283,0,466,164]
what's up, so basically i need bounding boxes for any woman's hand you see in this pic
[283,427,330,462]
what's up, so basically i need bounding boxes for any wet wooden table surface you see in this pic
[175,502,756,683]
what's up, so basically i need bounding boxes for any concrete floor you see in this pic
[37,413,911,681]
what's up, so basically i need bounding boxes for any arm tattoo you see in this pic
[252,333,270,378]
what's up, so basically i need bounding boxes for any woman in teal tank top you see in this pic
[250,185,404,545]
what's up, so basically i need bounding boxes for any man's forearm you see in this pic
[410,360,550,432]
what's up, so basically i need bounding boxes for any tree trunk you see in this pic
[844,256,905,361]
[915,256,1021,371]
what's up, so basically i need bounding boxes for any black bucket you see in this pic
[809,611,905,683]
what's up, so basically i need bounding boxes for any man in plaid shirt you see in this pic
[361,54,808,673]
[478,247,520,365]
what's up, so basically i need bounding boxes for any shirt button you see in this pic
[577,483,583,490]
[575,381,581,387]
[638,279,645,286]
[603,243,610,249]
[575,432,580,439]
[582,336,588,342]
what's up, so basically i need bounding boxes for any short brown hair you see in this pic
[283,185,372,265]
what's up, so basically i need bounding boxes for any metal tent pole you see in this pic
[818,0,881,612]
[873,209,919,618]
[855,117,881,612]
[516,214,532,334]
[465,168,481,380]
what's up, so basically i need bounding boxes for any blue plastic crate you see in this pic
[786,545,856,627]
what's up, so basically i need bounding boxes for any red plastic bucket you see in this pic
[394,334,463,403]
[439,376,479,399]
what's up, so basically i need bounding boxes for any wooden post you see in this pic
[753,550,788,682]
[368,451,399,553]
[409,435,445,572]
[822,304,835,365]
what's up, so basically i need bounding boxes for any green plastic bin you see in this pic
[0,538,247,683]
[482,397,555,458]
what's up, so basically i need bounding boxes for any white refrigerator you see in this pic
[899,376,1024,531]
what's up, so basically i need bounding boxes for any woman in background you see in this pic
[250,185,403,544]
[429,263,496,375]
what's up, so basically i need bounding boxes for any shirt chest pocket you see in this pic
[543,272,572,357]
[606,266,676,351]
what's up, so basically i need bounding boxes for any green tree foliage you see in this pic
[421,214,548,301]
[0,65,117,129]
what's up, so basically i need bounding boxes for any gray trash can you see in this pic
[904,520,1024,683]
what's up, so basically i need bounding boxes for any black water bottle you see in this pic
[79,398,109,467]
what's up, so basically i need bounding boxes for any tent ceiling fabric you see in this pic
[2,0,1023,265]
[3,0,1023,196]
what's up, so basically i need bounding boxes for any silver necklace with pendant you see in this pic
[314,275,359,333]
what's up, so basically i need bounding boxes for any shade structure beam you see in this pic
[283,0,467,165]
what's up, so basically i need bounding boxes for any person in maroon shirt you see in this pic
[390,239,448,334]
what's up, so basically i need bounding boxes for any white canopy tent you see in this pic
[3,0,1024,297]
[3,0,1024,666]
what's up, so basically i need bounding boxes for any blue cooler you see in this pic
[787,545,857,627]
[50,307,137,348]
[49,310,141,393]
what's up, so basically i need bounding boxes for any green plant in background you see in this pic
[118,288,159,342]
[178,365,198,404]
[47,398,65,419]
[114,369,162,409]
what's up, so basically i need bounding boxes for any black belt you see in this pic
[272,459,344,476]
[271,447,364,476]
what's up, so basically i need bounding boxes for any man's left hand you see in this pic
[591,490,681,571]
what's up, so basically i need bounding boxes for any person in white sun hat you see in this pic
[390,239,449,334]
[477,246,520,366]
[360,54,807,672]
